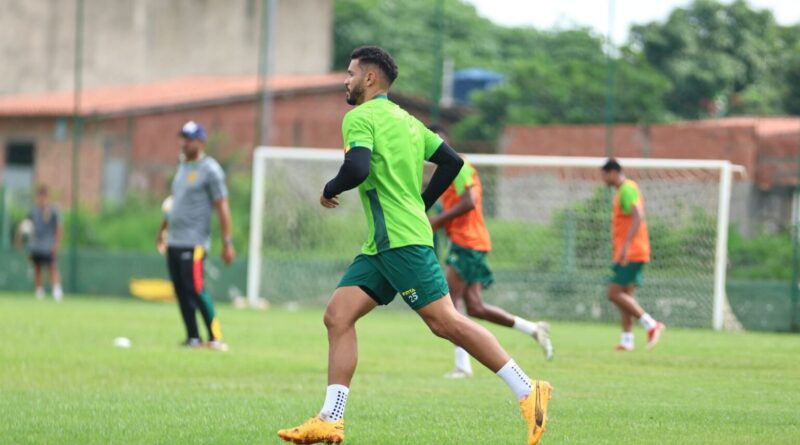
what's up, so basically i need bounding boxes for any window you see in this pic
[102,139,128,206]
[4,140,35,193]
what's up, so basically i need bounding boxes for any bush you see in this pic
[728,229,793,281]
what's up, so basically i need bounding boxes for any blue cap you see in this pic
[179,121,207,141]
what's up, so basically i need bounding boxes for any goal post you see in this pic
[247,146,744,330]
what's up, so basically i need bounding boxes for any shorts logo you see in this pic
[401,288,419,303]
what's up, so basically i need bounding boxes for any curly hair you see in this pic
[350,46,398,84]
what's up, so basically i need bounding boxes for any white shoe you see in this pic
[533,322,554,361]
[53,288,63,302]
[181,338,203,348]
[443,368,473,379]
[206,340,229,352]
[35,288,45,300]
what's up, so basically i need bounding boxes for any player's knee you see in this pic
[323,307,344,331]
[427,322,449,340]
[424,315,454,340]
[429,313,469,341]
[324,306,358,332]
[465,302,485,319]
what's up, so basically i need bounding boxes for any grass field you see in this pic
[1,293,799,444]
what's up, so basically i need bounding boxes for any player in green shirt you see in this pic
[278,46,552,445]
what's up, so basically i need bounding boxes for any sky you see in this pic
[463,0,800,44]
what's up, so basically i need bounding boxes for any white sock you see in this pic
[454,347,473,374]
[35,287,45,299]
[621,332,634,349]
[496,359,532,400]
[639,313,657,330]
[53,285,63,301]
[513,317,538,336]
[319,384,349,422]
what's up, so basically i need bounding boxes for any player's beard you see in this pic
[346,82,365,105]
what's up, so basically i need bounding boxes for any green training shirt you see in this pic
[618,180,640,214]
[341,95,443,255]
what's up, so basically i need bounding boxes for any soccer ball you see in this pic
[112,337,132,348]
[18,219,33,236]
[161,196,173,215]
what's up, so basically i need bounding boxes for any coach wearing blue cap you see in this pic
[156,120,235,351]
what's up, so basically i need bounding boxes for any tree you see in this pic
[334,1,670,143]
[453,31,670,141]
[333,0,499,100]
[333,0,798,147]
[780,25,800,115]
[630,0,791,118]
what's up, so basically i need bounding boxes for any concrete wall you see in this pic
[0,0,333,95]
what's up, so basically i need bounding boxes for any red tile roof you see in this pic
[0,73,346,117]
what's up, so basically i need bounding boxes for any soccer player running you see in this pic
[601,159,666,351]
[278,46,552,445]
[15,185,63,301]
[155,121,235,352]
[427,125,554,379]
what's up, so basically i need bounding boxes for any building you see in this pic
[1,0,333,96]
[0,73,462,209]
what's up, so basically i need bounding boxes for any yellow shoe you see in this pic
[277,416,345,444]
[520,380,553,445]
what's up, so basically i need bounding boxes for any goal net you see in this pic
[247,147,742,330]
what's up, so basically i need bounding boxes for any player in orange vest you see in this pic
[429,125,554,379]
[601,159,665,351]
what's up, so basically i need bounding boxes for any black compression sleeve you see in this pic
[323,147,372,199]
[422,142,464,210]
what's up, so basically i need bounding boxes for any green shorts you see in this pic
[446,243,495,289]
[610,262,646,287]
[338,245,449,311]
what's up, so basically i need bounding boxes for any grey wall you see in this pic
[0,0,333,95]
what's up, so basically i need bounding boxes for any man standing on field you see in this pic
[277,46,552,445]
[156,121,235,352]
[601,159,665,351]
[428,125,554,379]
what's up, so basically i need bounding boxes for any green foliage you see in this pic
[260,166,364,258]
[783,32,800,115]
[333,0,493,99]
[728,228,793,280]
[47,174,252,255]
[62,197,165,251]
[454,37,672,140]
[334,0,800,144]
[19,176,793,283]
[486,220,561,271]
[334,0,671,143]
[631,0,800,118]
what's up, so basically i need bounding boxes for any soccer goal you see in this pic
[247,146,745,330]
